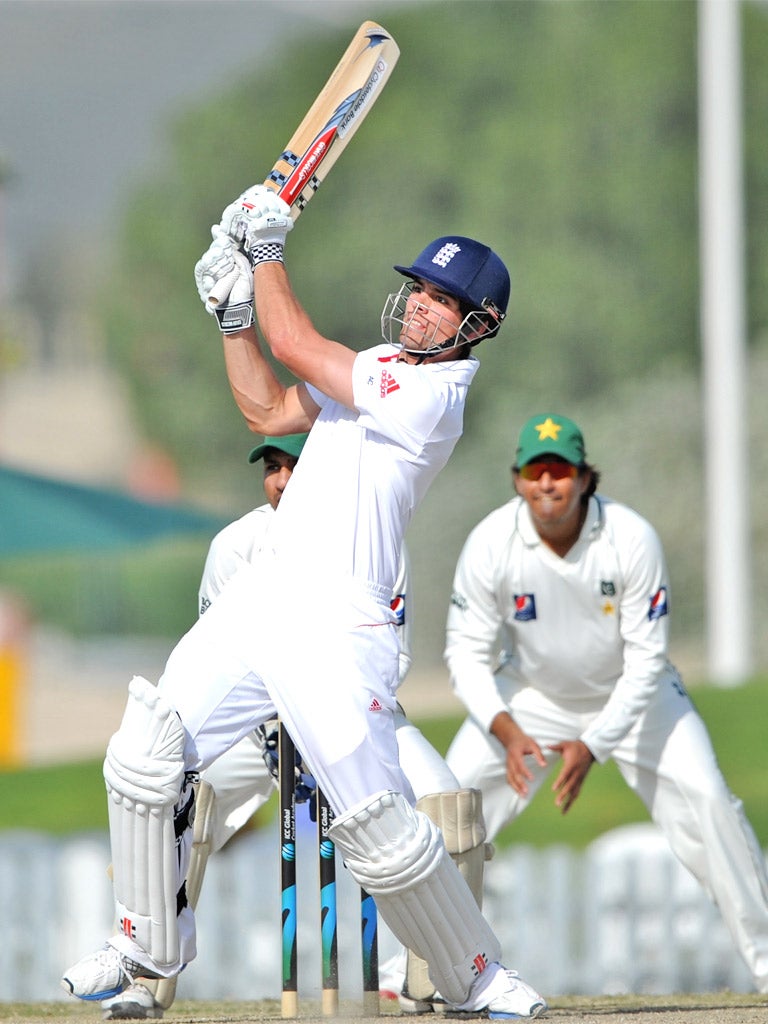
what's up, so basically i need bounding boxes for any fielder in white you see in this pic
[444,411,768,994]
[104,433,473,1019]
[62,184,546,1018]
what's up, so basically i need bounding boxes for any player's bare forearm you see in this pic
[548,739,595,814]
[254,262,356,409]
[222,325,317,436]
[490,711,546,797]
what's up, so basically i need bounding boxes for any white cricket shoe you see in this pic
[102,983,164,1019]
[61,945,159,1002]
[449,969,547,1020]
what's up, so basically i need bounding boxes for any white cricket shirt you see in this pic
[445,494,673,762]
[265,344,478,595]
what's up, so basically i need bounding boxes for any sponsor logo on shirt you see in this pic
[648,586,668,621]
[369,697,383,712]
[450,591,468,611]
[514,593,537,621]
[600,580,616,596]
[390,593,405,625]
[380,369,400,397]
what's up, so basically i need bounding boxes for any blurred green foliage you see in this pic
[3,676,766,850]
[0,540,206,636]
[7,1,767,672]
[103,0,712,496]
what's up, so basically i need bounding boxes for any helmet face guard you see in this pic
[380,281,504,357]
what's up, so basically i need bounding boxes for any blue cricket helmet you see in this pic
[393,236,511,330]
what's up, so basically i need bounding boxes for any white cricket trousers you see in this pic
[202,708,459,853]
[158,559,415,814]
[446,673,768,992]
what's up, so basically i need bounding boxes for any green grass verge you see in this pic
[2,677,766,850]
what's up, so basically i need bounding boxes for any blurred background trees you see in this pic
[3,0,768,677]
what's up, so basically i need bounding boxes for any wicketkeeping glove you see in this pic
[194,226,254,334]
[258,721,318,814]
[219,184,293,268]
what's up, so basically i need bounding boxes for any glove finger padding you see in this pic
[194,226,254,334]
[258,720,317,805]
[195,228,238,308]
[219,184,294,251]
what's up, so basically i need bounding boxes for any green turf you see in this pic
[1,677,766,850]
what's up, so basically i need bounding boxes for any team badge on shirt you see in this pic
[390,593,406,626]
[514,593,537,621]
[648,586,669,621]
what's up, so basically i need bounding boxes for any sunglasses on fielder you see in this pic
[518,462,580,481]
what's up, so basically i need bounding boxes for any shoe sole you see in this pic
[102,1004,163,1020]
[445,1002,546,1020]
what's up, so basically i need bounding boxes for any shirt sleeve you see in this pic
[580,512,671,762]
[444,514,510,733]
[197,508,270,617]
[351,348,448,456]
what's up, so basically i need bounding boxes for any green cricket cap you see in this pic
[248,433,309,464]
[515,414,586,467]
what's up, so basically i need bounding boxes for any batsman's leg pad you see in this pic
[104,676,188,970]
[406,788,490,1002]
[329,790,501,1007]
[145,782,214,1008]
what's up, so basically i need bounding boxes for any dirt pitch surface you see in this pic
[1,995,767,1024]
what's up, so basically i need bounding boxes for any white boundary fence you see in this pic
[0,818,756,1002]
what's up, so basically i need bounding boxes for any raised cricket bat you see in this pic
[264,20,399,219]
[207,21,398,307]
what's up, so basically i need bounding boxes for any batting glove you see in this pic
[194,226,254,334]
[219,184,293,268]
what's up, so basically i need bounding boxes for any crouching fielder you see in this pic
[446,412,768,995]
[62,185,546,1018]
